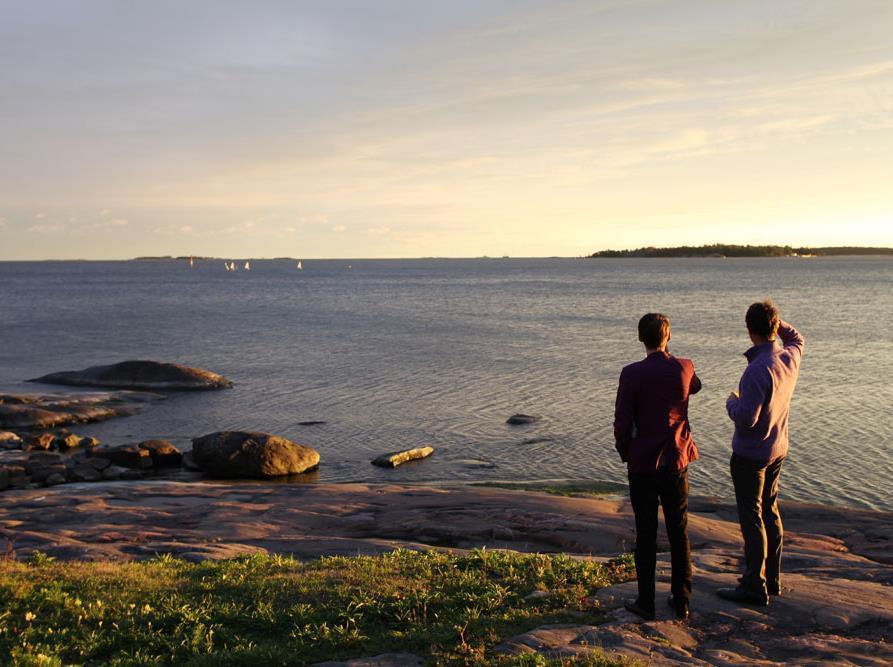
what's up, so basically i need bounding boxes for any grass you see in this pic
[0,549,635,666]
[472,481,628,498]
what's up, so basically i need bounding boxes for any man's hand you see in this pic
[727,391,739,402]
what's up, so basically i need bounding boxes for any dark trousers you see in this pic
[730,453,784,594]
[628,468,693,610]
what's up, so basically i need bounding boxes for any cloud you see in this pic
[27,224,64,233]
[34,212,46,219]
[110,218,128,226]
[648,129,710,154]
[152,224,194,235]
[331,225,346,233]
[367,226,391,236]
[299,213,329,224]
[99,208,111,217]
[756,115,835,133]
[0,217,7,228]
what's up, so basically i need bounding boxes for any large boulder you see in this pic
[29,360,232,391]
[191,431,320,478]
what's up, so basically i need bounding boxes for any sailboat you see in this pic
[189,256,194,269]
[296,260,303,270]
[244,260,250,271]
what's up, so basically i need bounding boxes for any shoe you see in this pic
[717,586,769,606]
[624,599,655,620]
[667,594,690,620]
[738,576,781,596]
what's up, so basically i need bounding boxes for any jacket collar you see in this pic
[743,340,779,363]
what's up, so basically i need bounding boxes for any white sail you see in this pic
[244,261,250,270]
[297,261,303,270]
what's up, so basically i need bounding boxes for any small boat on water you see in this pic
[189,256,194,269]
[296,260,303,270]
[244,260,250,271]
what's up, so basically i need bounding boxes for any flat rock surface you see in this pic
[0,481,890,665]
[29,360,232,391]
[0,391,162,429]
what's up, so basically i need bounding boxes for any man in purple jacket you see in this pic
[614,313,701,620]
[718,301,804,606]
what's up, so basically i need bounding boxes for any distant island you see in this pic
[590,244,893,258]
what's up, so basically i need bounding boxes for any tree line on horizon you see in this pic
[589,244,893,258]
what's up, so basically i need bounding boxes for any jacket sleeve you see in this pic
[726,368,766,429]
[777,321,804,362]
[690,363,702,395]
[613,367,635,462]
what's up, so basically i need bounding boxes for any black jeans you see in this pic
[730,453,784,594]
[628,467,692,610]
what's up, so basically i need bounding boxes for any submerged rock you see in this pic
[506,413,540,425]
[0,391,157,429]
[191,431,320,478]
[372,446,435,468]
[29,360,232,391]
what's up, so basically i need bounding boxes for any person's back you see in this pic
[615,352,701,472]
[613,313,701,621]
[728,323,804,462]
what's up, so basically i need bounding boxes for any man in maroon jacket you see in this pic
[614,313,701,620]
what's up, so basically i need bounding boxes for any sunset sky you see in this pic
[2,0,892,259]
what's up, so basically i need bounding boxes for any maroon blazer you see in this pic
[613,351,701,473]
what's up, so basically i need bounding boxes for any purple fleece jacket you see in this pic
[726,321,805,462]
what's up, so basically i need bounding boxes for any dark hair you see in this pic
[745,300,779,339]
[638,313,670,349]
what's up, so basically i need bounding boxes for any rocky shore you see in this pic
[0,481,890,665]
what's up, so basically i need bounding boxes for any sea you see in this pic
[1,257,891,511]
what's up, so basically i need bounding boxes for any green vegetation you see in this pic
[589,244,893,258]
[0,549,634,666]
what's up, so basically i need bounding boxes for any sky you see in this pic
[1,0,892,260]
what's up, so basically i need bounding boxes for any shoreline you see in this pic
[1,478,889,563]
[1,479,891,664]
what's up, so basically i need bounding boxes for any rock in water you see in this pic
[191,431,320,478]
[372,447,435,468]
[506,413,540,425]
[92,445,153,468]
[29,360,232,391]
[0,432,23,449]
[138,440,183,467]
[0,391,156,429]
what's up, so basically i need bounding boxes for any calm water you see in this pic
[1,257,891,510]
